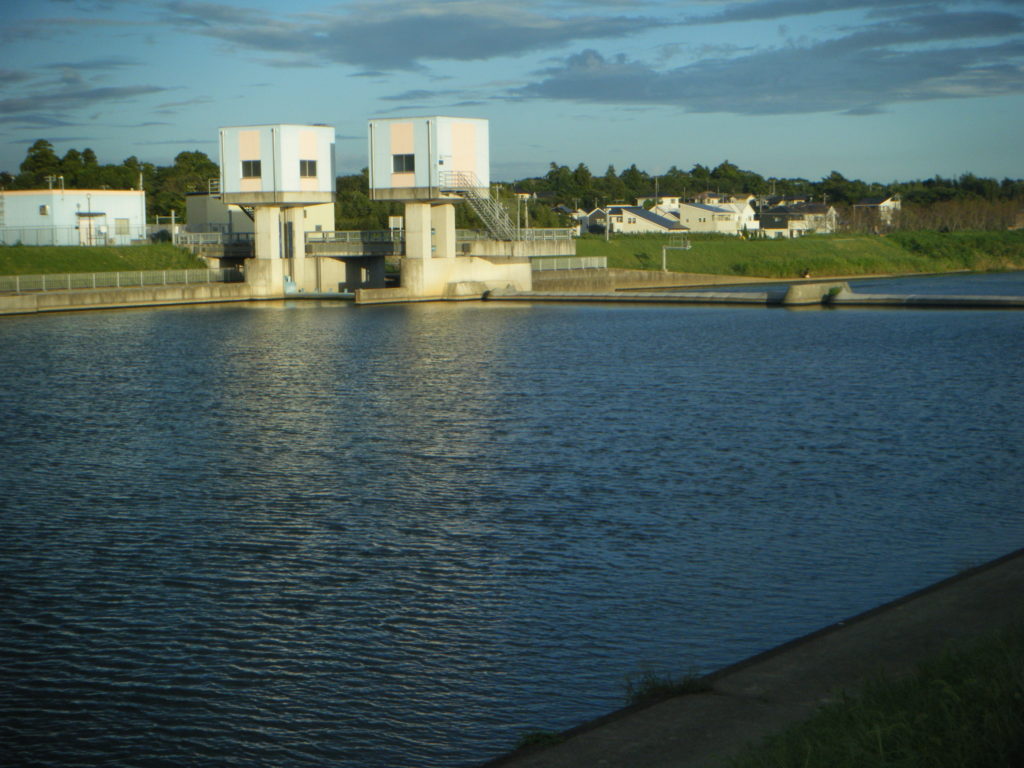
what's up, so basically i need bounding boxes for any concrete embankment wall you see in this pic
[0,282,256,315]
[532,269,769,292]
[465,240,575,259]
[831,286,1024,308]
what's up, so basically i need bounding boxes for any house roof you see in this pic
[855,196,896,206]
[767,203,832,215]
[609,205,687,230]
[682,202,731,213]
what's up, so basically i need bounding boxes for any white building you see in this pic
[675,202,747,235]
[219,124,335,207]
[368,116,490,201]
[0,189,146,246]
[218,123,338,295]
[594,205,687,234]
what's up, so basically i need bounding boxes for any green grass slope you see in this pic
[576,231,1024,278]
[0,244,208,275]
[728,625,1024,768]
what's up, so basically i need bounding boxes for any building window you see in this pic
[299,159,317,177]
[115,218,130,235]
[39,205,50,216]
[393,154,415,173]
[241,160,262,178]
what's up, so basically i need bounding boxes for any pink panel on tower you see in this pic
[452,122,476,176]
[239,130,260,160]
[299,130,317,160]
[390,122,414,154]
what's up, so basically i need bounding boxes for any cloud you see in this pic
[44,57,140,70]
[0,85,169,117]
[0,69,37,87]
[159,0,670,71]
[379,88,465,102]
[0,15,144,44]
[513,9,1024,115]
[0,114,77,128]
[132,138,216,145]
[687,0,1020,25]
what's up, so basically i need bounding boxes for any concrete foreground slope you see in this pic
[483,548,1024,768]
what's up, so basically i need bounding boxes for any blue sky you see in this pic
[2,0,1022,184]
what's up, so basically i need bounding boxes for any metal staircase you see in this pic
[439,171,518,241]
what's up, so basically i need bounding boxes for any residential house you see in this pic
[674,202,751,235]
[636,196,683,211]
[853,195,901,227]
[695,191,756,207]
[760,203,839,238]
[587,205,687,234]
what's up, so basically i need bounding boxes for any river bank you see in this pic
[483,547,1024,768]
[0,243,206,274]
[577,230,1024,279]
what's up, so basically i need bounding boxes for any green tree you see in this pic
[17,139,61,187]
[149,150,220,220]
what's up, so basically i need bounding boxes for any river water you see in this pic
[2,272,1023,767]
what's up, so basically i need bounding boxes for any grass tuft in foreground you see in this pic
[514,730,566,751]
[728,625,1024,768]
[624,669,712,707]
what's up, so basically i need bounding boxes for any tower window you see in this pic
[299,159,317,177]
[393,154,415,173]
[241,160,262,178]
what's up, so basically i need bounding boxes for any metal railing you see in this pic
[0,268,244,294]
[1,225,149,247]
[174,232,254,245]
[456,228,574,242]
[531,256,608,271]
[306,230,402,244]
[439,171,518,241]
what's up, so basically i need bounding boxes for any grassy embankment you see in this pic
[576,230,1024,279]
[0,244,207,275]
[515,626,1024,763]
[728,625,1024,768]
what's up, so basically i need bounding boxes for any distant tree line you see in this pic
[3,141,1022,231]
[520,161,1024,209]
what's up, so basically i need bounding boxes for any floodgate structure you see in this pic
[1,117,1023,314]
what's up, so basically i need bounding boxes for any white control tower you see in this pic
[219,124,335,293]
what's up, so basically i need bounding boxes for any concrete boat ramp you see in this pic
[487,281,1024,309]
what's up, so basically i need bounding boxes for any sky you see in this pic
[1,0,1023,185]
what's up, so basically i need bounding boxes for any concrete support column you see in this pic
[249,206,284,295]
[404,202,433,260]
[283,207,307,291]
[253,206,282,260]
[431,203,456,259]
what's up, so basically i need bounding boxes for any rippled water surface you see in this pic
[2,275,1023,767]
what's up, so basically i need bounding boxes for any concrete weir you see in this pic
[484,280,1024,309]
[485,281,849,307]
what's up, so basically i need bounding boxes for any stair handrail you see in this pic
[438,171,518,241]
